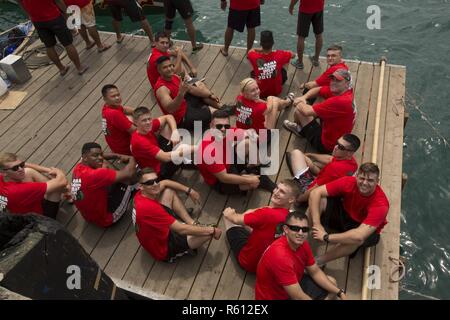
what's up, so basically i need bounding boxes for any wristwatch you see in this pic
[323,233,329,243]
[337,289,345,298]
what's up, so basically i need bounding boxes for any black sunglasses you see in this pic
[141,178,159,186]
[215,124,231,130]
[285,224,310,233]
[3,161,25,172]
[336,142,353,152]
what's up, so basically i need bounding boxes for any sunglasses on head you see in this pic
[3,161,25,172]
[285,224,310,233]
[215,124,231,130]
[141,178,159,186]
[336,142,353,152]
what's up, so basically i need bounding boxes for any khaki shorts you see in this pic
[81,2,96,28]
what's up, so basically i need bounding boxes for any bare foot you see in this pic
[219,47,228,57]
[116,34,125,44]
[77,65,89,75]
[85,41,95,50]
[98,43,111,53]
[59,65,70,76]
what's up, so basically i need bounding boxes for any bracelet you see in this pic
[323,233,329,243]
[186,187,192,195]
[336,289,345,298]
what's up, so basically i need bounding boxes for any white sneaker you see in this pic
[283,120,302,136]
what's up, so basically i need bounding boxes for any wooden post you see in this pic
[361,56,387,300]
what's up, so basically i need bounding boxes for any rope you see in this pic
[389,256,405,283]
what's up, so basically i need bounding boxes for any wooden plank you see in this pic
[371,67,405,300]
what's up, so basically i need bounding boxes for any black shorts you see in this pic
[41,199,59,219]
[293,169,315,194]
[157,135,180,179]
[226,226,250,260]
[34,15,73,48]
[107,182,134,223]
[164,0,194,20]
[214,162,247,195]
[300,120,329,154]
[322,197,381,249]
[110,0,145,22]
[228,7,261,32]
[297,11,324,38]
[299,274,328,300]
[178,93,212,131]
[164,206,190,262]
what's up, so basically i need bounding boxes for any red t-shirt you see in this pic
[133,191,176,261]
[0,175,46,215]
[313,86,355,152]
[239,207,289,273]
[255,236,315,300]
[247,50,293,97]
[196,129,245,185]
[154,75,187,124]
[235,95,267,131]
[315,62,349,87]
[64,0,91,8]
[71,163,117,227]
[21,0,62,22]
[130,119,162,174]
[299,0,325,14]
[309,156,358,189]
[102,104,133,156]
[230,0,260,11]
[326,176,389,233]
[147,48,170,88]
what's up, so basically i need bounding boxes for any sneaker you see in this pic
[258,175,277,193]
[283,120,302,137]
[310,55,320,67]
[291,59,304,69]
[220,104,236,116]
[286,92,295,107]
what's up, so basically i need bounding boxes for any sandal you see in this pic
[192,43,204,53]
[291,59,304,69]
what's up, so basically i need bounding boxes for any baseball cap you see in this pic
[330,69,351,81]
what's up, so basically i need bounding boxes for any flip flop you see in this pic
[192,43,204,53]
[60,65,70,77]
[219,47,228,57]
[116,35,125,44]
[78,65,89,75]
[98,44,111,53]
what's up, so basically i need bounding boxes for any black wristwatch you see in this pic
[323,233,329,243]
[337,289,345,298]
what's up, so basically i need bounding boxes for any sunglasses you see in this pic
[3,161,25,171]
[285,225,310,233]
[336,142,353,152]
[141,178,159,186]
[215,124,231,130]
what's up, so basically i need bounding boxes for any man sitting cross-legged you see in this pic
[0,152,68,219]
[133,168,222,263]
[155,55,230,131]
[308,162,390,266]
[147,31,197,89]
[196,109,277,195]
[286,133,360,204]
[223,180,300,273]
[255,211,347,300]
[130,106,194,180]
[101,84,136,156]
[71,142,137,228]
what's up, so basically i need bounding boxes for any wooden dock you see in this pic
[0,31,406,300]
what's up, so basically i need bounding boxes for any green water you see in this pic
[1,0,449,300]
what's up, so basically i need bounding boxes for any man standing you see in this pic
[283,69,355,154]
[101,84,136,156]
[71,142,137,227]
[0,152,68,219]
[147,32,197,89]
[106,0,155,45]
[309,163,390,265]
[286,133,360,203]
[289,0,325,69]
[223,180,299,273]
[220,0,261,56]
[19,0,88,76]
[255,211,347,300]
[133,168,222,262]
[247,30,295,98]
[163,0,203,52]
[130,106,193,179]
